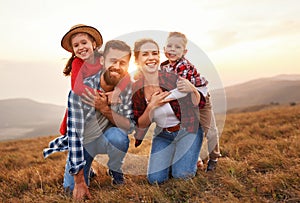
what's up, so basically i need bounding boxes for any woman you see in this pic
[132,38,205,184]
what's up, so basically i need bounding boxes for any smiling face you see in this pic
[71,33,96,62]
[164,36,187,64]
[136,42,160,74]
[103,48,130,86]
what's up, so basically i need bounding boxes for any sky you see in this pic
[0,0,300,106]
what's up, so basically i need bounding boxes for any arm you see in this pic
[71,58,98,96]
[81,88,134,132]
[137,91,171,128]
[73,169,91,200]
[67,91,90,199]
[176,77,201,105]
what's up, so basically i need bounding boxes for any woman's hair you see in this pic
[133,38,160,63]
[133,38,160,80]
[63,33,97,76]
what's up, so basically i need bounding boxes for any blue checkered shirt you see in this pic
[43,70,134,175]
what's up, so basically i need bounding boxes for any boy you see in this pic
[160,32,221,172]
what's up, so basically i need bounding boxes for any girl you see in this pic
[59,24,130,134]
[59,24,104,135]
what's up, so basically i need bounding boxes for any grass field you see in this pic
[0,104,299,202]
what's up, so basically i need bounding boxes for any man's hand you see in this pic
[73,170,91,200]
[82,88,109,112]
[105,88,122,105]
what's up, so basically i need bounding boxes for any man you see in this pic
[43,40,134,200]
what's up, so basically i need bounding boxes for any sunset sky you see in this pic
[0,0,299,106]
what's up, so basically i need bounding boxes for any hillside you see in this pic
[211,74,300,112]
[0,104,299,202]
[0,98,64,141]
[0,74,300,141]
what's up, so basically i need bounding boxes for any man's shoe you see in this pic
[206,159,217,172]
[107,169,124,185]
[89,168,97,179]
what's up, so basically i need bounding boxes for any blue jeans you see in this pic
[63,127,129,191]
[147,127,203,184]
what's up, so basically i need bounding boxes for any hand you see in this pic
[148,91,172,109]
[105,89,121,105]
[73,181,91,201]
[73,170,91,200]
[176,77,195,93]
[82,88,109,112]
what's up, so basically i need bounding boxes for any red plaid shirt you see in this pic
[160,57,208,87]
[132,71,205,133]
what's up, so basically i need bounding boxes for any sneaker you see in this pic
[107,169,124,185]
[206,159,217,172]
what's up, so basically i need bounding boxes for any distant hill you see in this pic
[211,74,300,112]
[1,74,300,141]
[0,98,64,141]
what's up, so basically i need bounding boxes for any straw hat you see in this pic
[61,24,103,52]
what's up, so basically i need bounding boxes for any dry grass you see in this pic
[0,104,300,202]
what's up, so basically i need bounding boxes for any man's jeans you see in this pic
[63,127,129,191]
[147,127,203,184]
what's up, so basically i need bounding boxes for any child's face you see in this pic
[71,33,96,61]
[164,36,187,63]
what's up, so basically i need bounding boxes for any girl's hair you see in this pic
[63,33,98,76]
[167,31,188,47]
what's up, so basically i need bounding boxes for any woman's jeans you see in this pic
[63,127,129,191]
[147,127,203,184]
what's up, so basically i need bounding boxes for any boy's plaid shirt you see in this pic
[43,71,134,175]
[160,57,208,87]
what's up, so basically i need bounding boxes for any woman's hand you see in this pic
[148,91,172,110]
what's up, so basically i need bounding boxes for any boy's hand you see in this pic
[177,77,195,93]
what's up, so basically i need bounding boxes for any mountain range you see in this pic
[210,74,300,113]
[1,74,300,141]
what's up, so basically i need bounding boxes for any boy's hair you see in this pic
[103,40,132,58]
[167,32,188,47]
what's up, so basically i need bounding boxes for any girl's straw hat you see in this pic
[61,24,103,52]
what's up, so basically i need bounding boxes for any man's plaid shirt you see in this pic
[132,71,206,133]
[43,70,134,175]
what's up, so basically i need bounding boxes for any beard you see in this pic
[103,67,126,86]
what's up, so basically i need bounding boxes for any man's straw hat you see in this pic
[61,24,103,52]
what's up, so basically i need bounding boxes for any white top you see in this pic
[151,88,188,128]
[152,103,180,128]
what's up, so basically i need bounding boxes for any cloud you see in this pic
[206,20,300,51]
